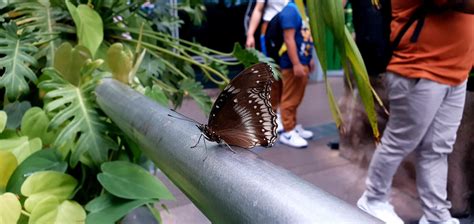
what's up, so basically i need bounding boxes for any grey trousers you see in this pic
[365,72,467,222]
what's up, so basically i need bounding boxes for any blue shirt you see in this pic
[279,2,313,69]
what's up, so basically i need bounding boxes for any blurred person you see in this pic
[246,0,290,133]
[245,0,289,50]
[356,0,474,224]
[277,1,314,148]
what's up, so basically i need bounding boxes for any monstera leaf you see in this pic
[39,68,117,167]
[0,23,38,101]
[8,0,74,64]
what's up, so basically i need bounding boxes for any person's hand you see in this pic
[293,64,308,77]
[309,59,315,73]
[246,35,255,49]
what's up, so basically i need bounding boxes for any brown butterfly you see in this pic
[172,63,278,150]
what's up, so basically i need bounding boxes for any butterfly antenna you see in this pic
[168,109,201,124]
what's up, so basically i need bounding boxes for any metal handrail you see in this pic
[95,78,382,224]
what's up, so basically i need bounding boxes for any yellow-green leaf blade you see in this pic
[21,171,78,212]
[0,151,18,191]
[0,192,21,224]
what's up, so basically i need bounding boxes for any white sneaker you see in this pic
[357,192,404,224]
[279,129,308,148]
[276,113,284,133]
[419,215,459,224]
[295,124,313,139]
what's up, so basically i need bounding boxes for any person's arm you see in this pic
[283,28,308,77]
[246,2,265,48]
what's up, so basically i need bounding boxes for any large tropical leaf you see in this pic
[343,28,380,139]
[0,23,38,100]
[39,68,117,167]
[307,0,380,139]
[8,0,74,64]
[65,0,104,56]
[97,161,174,200]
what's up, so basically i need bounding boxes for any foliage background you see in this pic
[0,0,268,222]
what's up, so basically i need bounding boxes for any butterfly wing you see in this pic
[207,63,278,149]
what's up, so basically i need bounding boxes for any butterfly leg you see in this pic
[191,133,204,148]
[224,142,236,153]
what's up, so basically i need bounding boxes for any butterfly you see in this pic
[174,62,278,150]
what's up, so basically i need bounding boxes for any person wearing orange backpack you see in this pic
[355,0,474,223]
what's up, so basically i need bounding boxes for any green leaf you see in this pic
[6,149,67,195]
[0,111,6,133]
[29,196,86,224]
[145,85,169,106]
[107,43,133,84]
[21,171,78,212]
[21,107,56,146]
[343,28,380,139]
[233,43,277,67]
[53,42,92,86]
[231,43,259,68]
[39,69,117,167]
[66,1,104,56]
[9,0,73,64]
[0,151,17,192]
[179,79,212,115]
[0,136,42,164]
[85,193,155,224]
[4,101,31,130]
[98,161,174,200]
[307,1,328,73]
[0,192,21,224]
[307,0,379,138]
[0,23,38,100]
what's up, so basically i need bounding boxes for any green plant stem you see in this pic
[114,36,229,85]
[146,50,188,79]
[152,78,178,93]
[105,3,138,21]
[122,28,239,66]
[111,26,240,67]
[109,26,234,57]
[21,210,30,217]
